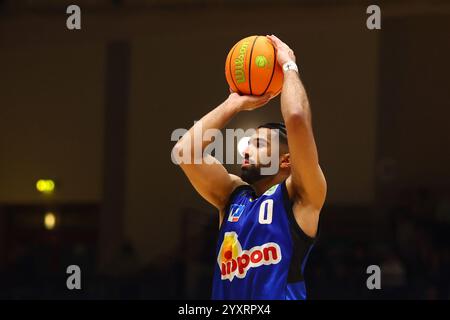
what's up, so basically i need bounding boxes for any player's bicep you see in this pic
[179,154,244,210]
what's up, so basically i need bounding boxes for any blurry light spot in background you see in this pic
[44,212,56,230]
[237,136,250,157]
[36,179,55,194]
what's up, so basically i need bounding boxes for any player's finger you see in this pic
[266,35,279,47]
[248,93,270,103]
[258,93,272,102]
[273,35,292,52]
[271,34,283,43]
[270,35,284,46]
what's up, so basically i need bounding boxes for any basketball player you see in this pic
[173,35,327,299]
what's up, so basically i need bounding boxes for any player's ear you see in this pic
[280,153,290,169]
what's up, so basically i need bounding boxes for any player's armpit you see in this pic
[285,174,325,239]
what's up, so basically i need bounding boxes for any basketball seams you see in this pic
[248,35,259,96]
[262,41,277,96]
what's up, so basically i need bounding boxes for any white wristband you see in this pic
[282,61,299,73]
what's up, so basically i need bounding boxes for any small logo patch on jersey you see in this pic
[217,232,282,281]
[228,204,245,222]
[263,184,279,196]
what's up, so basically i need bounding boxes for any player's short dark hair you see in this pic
[257,122,288,147]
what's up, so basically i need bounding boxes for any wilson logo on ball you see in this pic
[235,40,250,84]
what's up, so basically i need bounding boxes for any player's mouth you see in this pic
[241,154,253,168]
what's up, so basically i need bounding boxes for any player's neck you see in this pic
[251,173,287,197]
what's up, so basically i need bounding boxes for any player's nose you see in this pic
[243,145,251,156]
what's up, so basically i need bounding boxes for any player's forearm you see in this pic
[280,71,311,125]
[175,97,240,157]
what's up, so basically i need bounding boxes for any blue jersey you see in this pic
[211,181,316,300]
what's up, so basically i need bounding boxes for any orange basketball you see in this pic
[225,35,283,97]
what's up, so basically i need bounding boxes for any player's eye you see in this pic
[257,139,266,148]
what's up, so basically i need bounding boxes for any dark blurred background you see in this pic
[0,0,449,299]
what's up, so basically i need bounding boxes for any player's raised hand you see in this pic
[266,34,296,66]
[227,91,272,111]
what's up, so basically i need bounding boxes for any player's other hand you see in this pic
[266,35,296,66]
[227,91,272,112]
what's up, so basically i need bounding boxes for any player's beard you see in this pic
[240,164,265,185]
